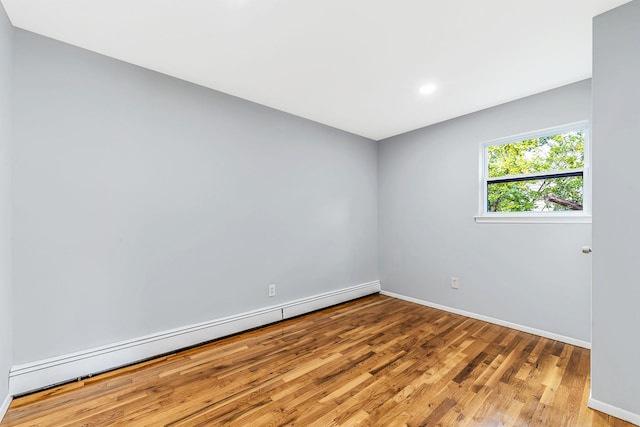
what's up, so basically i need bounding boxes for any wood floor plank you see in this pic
[1,294,636,426]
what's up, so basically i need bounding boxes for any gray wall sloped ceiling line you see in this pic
[12,29,378,363]
[378,80,592,343]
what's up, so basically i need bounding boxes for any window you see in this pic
[477,121,590,223]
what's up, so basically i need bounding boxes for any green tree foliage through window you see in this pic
[486,129,585,212]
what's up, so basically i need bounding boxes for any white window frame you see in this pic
[475,121,591,224]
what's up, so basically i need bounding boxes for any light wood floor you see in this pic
[1,295,635,426]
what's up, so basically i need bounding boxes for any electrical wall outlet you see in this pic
[451,277,459,289]
[268,284,276,297]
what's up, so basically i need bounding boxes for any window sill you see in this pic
[474,214,592,224]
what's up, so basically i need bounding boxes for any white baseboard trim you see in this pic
[10,280,380,396]
[589,397,640,426]
[380,291,591,349]
[0,393,11,423]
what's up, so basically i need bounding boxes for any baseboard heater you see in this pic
[9,280,381,396]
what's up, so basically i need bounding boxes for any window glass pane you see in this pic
[487,130,585,178]
[488,176,583,212]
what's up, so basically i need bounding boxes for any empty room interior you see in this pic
[1,0,639,425]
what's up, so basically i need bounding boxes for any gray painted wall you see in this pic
[12,30,378,364]
[0,1,12,409]
[378,80,592,342]
[592,0,640,417]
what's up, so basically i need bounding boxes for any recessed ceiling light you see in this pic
[419,84,437,95]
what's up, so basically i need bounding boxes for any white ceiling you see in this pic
[1,0,631,140]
